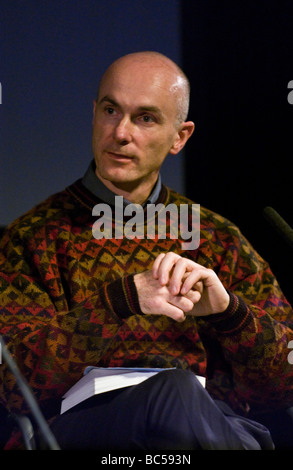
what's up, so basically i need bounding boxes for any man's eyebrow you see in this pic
[137,105,164,116]
[98,95,119,107]
[98,95,165,119]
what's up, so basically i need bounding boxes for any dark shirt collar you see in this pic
[82,160,162,207]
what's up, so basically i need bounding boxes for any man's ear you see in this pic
[169,121,195,155]
[92,99,97,125]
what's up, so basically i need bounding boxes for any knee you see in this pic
[142,369,200,450]
[155,368,202,390]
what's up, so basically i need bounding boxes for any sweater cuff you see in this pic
[206,290,253,335]
[104,274,143,319]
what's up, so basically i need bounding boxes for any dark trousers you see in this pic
[50,369,274,450]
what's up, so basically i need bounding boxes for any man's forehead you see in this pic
[101,56,181,91]
[98,69,179,108]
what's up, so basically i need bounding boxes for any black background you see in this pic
[181,1,293,304]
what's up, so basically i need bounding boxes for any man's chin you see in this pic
[96,168,140,190]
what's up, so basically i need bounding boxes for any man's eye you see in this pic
[105,107,115,115]
[140,114,155,123]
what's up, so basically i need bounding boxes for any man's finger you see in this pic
[155,252,181,285]
[168,258,195,294]
[152,253,166,279]
[180,269,209,295]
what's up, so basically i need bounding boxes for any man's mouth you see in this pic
[106,151,134,161]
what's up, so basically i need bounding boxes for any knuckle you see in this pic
[173,311,186,322]
[166,252,181,261]
[206,268,216,278]
[181,297,194,312]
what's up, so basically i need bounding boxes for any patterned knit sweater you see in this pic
[1,179,293,425]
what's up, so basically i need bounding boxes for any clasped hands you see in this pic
[134,253,230,322]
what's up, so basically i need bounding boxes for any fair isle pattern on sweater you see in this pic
[0,179,293,420]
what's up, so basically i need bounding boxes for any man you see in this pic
[1,51,293,450]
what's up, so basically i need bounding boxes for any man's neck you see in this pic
[81,160,162,207]
[95,175,156,205]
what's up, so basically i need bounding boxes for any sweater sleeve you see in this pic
[201,218,293,413]
[0,226,139,413]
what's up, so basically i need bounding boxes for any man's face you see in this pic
[92,59,187,201]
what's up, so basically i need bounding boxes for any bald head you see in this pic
[97,51,190,128]
[92,51,195,203]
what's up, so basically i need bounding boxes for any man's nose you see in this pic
[113,116,133,144]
